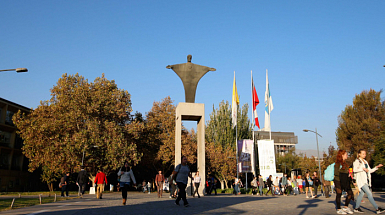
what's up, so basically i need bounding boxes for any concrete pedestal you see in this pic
[175,102,205,196]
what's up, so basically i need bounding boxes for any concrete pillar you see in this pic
[175,102,205,196]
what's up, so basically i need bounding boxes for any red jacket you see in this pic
[94,172,108,185]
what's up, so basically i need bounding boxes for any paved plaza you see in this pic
[2,191,385,215]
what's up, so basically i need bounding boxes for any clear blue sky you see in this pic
[1,1,384,152]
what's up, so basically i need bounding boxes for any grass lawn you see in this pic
[0,192,80,212]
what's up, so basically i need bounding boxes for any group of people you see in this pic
[59,150,384,214]
[333,149,384,214]
[258,172,322,198]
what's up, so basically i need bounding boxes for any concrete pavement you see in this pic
[1,191,385,215]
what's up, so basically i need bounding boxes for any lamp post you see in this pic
[303,128,323,196]
[82,145,99,166]
[0,68,28,73]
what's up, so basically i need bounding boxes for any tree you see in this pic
[275,148,299,174]
[373,121,385,175]
[206,101,252,150]
[205,100,252,186]
[206,141,236,189]
[142,96,197,175]
[13,73,141,190]
[336,89,385,163]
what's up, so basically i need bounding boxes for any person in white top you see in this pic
[353,149,384,214]
[118,161,136,205]
[192,171,201,198]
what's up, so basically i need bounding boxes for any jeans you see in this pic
[259,185,263,195]
[313,184,318,196]
[234,184,240,194]
[324,185,331,197]
[355,184,378,209]
[176,182,188,205]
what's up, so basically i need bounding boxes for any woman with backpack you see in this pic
[334,149,354,214]
[352,149,384,214]
[304,172,314,198]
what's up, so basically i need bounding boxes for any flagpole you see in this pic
[267,69,272,140]
[251,70,255,177]
[236,121,238,180]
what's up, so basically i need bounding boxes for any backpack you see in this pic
[59,176,65,188]
[324,163,336,181]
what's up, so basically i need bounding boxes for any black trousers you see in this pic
[176,182,188,205]
[193,183,200,197]
[61,185,68,197]
[79,183,86,195]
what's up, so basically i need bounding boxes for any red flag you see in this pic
[252,79,260,129]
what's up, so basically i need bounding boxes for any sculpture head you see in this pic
[187,55,192,62]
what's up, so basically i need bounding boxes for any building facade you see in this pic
[254,131,298,156]
[0,97,30,192]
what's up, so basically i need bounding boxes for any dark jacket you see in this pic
[77,170,88,184]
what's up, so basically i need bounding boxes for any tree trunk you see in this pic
[225,179,229,189]
[47,182,53,192]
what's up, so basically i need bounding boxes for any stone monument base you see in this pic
[175,102,205,196]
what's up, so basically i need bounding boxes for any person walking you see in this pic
[61,172,70,197]
[155,171,165,198]
[273,176,279,195]
[282,174,288,196]
[76,166,88,197]
[305,172,314,198]
[286,177,293,196]
[193,171,201,198]
[258,175,264,196]
[265,175,274,196]
[233,177,241,195]
[172,155,192,207]
[334,149,354,214]
[251,176,258,195]
[353,149,384,214]
[322,174,331,198]
[94,169,108,199]
[297,175,303,194]
[312,171,320,198]
[118,161,137,205]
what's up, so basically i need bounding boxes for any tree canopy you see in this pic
[13,73,142,186]
[336,89,385,163]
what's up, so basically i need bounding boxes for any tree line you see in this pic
[13,74,384,191]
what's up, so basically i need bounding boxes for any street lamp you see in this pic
[303,128,323,196]
[0,68,28,73]
[82,145,99,166]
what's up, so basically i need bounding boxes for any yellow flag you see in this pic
[232,71,239,128]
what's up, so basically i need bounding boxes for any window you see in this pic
[15,134,24,149]
[12,153,23,170]
[0,149,11,169]
[5,110,14,125]
[0,130,11,147]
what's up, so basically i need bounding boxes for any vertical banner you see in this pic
[237,139,254,173]
[257,139,276,179]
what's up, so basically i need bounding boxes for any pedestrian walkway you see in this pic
[1,192,384,215]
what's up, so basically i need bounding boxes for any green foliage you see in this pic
[373,121,385,175]
[276,148,299,173]
[205,101,252,183]
[13,73,142,184]
[206,101,252,150]
[336,89,385,163]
